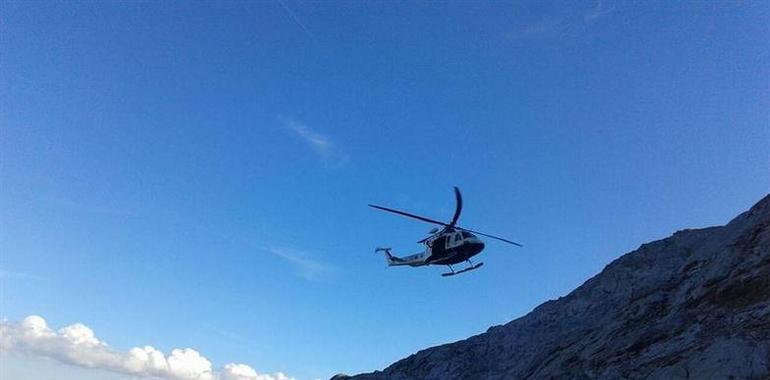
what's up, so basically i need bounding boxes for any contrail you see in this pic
[276,0,316,41]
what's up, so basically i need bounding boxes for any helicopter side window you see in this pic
[455,233,462,242]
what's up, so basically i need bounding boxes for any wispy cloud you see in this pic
[276,0,316,41]
[518,13,571,38]
[0,268,44,282]
[0,315,293,380]
[512,1,614,39]
[280,116,349,167]
[584,0,614,23]
[38,196,138,218]
[224,234,339,281]
[264,246,338,281]
[203,325,253,347]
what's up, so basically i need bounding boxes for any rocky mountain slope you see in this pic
[336,195,770,379]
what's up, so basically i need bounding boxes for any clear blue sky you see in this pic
[1,1,768,380]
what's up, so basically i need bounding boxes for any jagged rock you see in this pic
[341,195,770,380]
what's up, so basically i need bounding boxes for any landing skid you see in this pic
[441,262,484,277]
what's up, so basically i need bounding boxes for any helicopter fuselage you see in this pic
[425,231,485,265]
[428,241,485,265]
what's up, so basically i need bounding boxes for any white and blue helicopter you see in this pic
[369,187,522,277]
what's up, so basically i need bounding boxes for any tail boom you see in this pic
[375,247,428,267]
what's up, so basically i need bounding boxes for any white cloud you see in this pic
[221,363,292,380]
[280,116,349,167]
[0,315,293,380]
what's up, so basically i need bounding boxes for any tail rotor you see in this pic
[375,247,395,266]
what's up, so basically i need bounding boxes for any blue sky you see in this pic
[1,1,768,379]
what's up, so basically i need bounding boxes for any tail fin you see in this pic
[375,247,396,266]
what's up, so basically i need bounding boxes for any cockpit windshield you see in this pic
[461,232,475,239]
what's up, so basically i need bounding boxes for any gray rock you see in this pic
[342,195,770,380]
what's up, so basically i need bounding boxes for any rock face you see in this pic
[339,195,770,380]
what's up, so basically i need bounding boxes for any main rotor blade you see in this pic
[457,227,523,247]
[448,186,463,227]
[368,204,448,226]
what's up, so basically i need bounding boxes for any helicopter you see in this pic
[369,187,522,277]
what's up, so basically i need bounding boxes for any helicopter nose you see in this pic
[471,240,485,254]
